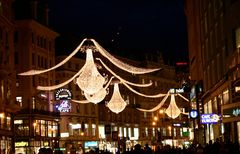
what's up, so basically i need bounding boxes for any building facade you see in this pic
[13,0,60,153]
[0,0,20,153]
[55,56,99,154]
[185,0,240,144]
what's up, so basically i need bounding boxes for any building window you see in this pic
[0,2,2,14]
[16,96,22,107]
[92,124,96,136]
[223,89,229,104]
[14,31,18,43]
[235,28,240,48]
[145,127,148,137]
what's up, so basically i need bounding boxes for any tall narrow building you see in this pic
[185,0,240,144]
[13,0,60,153]
[0,0,20,153]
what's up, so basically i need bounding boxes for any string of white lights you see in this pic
[122,82,166,98]
[96,58,152,87]
[71,99,89,104]
[177,93,189,102]
[37,65,85,91]
[18,38,87,76]
[92,39,161,74]
[137,92,170,112]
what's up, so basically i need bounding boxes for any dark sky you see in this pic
[48,0,188,65]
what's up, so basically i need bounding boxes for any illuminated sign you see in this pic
[233,108,240,116]
[223,107,240,118]
[55,89,72,112]
[55,88,72,100]
[14,120,23,124]
[15,142,28,147]
[176,62,188,66]
[201,114,220,124]
[57,100,71,112]
[189,110,198,119]
[85,141,98,147]
[169,88,184,94]
[60,132,69,137]
[173,123,181,127]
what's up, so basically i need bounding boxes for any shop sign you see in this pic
[201,114,220,124]
[170,88,184,94]
[15,141,28,147]
[85,141,98,147]
[57,100,71,112]
[223,107,240,118]
[55,88,72,100]
[173,123,181,127]
[60,132,69,137]
[232,108,240,116]
[189,110,198,119]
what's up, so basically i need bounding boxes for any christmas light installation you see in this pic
[137,92,189,119]
[19,38,165,113]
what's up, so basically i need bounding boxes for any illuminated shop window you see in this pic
[41,120,46,136]
[92,124,96,136]
[15,119,29,136]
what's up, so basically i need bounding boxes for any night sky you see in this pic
[48,0,188,65]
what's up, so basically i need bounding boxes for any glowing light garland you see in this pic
[137,92,189,118]
[107,83,127,114]
[92,39,161,74]
[137,92,170,112]
[96,58,152,87]
[37,65,85,91]
[18,38,163,113]
[71,99,89,104]
[19,39,87,76]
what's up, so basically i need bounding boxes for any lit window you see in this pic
[16,96,22,107]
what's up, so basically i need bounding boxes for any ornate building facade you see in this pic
[185,0,240,144]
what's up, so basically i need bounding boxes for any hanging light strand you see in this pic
[122,82,166,98]
[37,65,86,91]
[18,38,87,76]
[96,58,152,87]
[137,92,170,112]
[71,99,89,104]
[92,39,161,74]
[177,93,189,102]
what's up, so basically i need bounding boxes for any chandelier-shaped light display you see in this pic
[107,83,127,114]
[18,38,164,113]
[92,39,161,74]
[83,76,114,104]
[137,92,189,118]
[76,48,106,94]
[165,94,181,119]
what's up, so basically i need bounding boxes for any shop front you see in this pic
[222,103,240,143]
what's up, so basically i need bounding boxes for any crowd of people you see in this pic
[38,138,240,154]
